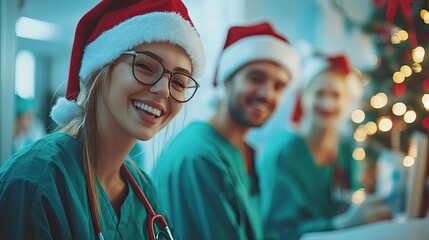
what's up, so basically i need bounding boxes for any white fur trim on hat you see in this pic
[50,97,82,126]
[80,11,205,83]
[217,35,300,86]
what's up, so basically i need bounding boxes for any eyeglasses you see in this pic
[123,50,200,103]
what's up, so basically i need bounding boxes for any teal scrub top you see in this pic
[0,132,164,240]
[152,121,263,240]
[258,130,358,240]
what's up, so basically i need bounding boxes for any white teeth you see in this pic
[134,101,161,117]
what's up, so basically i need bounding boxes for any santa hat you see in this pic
[51,0,205,126]
[290,54,362,124]
[213,21,300,87]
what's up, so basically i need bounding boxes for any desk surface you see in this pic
[300,217,429,240]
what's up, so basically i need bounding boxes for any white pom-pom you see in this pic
[50,97,82,126]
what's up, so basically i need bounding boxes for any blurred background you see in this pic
[1,0,428,217]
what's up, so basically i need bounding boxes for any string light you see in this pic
[420,9,429,19]
[351,188,366,204]
[351,109,365,123]
[403,110,417,123]
[364,121,377,135]
[370,92,388,109]
[412,63,422,72]
[400,65,412,77]
[392,102,407,116]
[391,34,401,44]
[354,126,367,142]
[421,8,429,24]
[423,94,429,110]
[412,46,425,63]
[352,147,366,161]
[393,71,405,83]
[378,117,393,132]
[398,30,409,41]
[403,156,415,167]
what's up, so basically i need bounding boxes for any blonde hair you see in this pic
[60,65,111,214]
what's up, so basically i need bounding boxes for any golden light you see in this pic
[400,65,412,77]
[392,102,407,116]
[354,127,367,142]
[398,30,409,41]
[391,34,401,44]
[412,63,422,73]
[423,94,429,107]
[424,13,429,24]
[351,109,365,123]
[412,46,425,63]
[353,147,366,161]
[403,156,415,167]
[393,71,405,83]
[351,188,366,204]
[420,9,429,19]
[370,93,388,109]
[364,121,377,135]
[424,100,429,110]
[404,110,417,123]
[378,117,393,132]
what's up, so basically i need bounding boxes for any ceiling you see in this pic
[17,0,100,55]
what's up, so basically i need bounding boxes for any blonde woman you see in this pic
[0,0,204,239]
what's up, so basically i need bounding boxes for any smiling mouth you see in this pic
[133,101,161,117]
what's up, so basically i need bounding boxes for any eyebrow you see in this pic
[140,51,192,75]
[247,68,290,84]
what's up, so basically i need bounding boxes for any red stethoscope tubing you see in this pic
[86,163,170,240]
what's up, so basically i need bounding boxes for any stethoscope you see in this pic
[86,163,174,240]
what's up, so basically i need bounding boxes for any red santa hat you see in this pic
[213,21,300,87]
[51,0,205,126]
[290,54,361,124]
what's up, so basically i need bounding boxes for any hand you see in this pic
[332,195,392,229]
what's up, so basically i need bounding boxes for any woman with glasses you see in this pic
[0,0,204,239]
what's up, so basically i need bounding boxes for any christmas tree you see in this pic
[353,0,429,158]
[348,0,429,216]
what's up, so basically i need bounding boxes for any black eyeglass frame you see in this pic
[122,50,200,103]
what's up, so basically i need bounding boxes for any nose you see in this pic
[319,95,337,111]
[257,81,275,100]
[149,73,170,98]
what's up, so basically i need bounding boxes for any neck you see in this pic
[299,118,339,166]
[208,108,249,148]
[95,107,137,186]
[96,137,135,186]
[300,117,338,143]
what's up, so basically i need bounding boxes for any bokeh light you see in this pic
[400,65,412,77]
[392,102,407,116]
[364,121,377,135]
[403,110,417,123]
[378,117,393,132]
[351,109,365,123]
[403,156,415,167]
[393,71,405,83]
[351,188,366,204]
[352,147,366,161]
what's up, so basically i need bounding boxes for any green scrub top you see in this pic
[0,132,163,240]
[258,130,358,240]
[152,121,263,240]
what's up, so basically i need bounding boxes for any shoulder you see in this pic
[168,121,222,147]
[0,132,82,189]
[156,121,233,171]
[263,129,304,157]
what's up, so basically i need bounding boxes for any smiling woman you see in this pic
[0,0,205,239]
[258,54,392,240]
